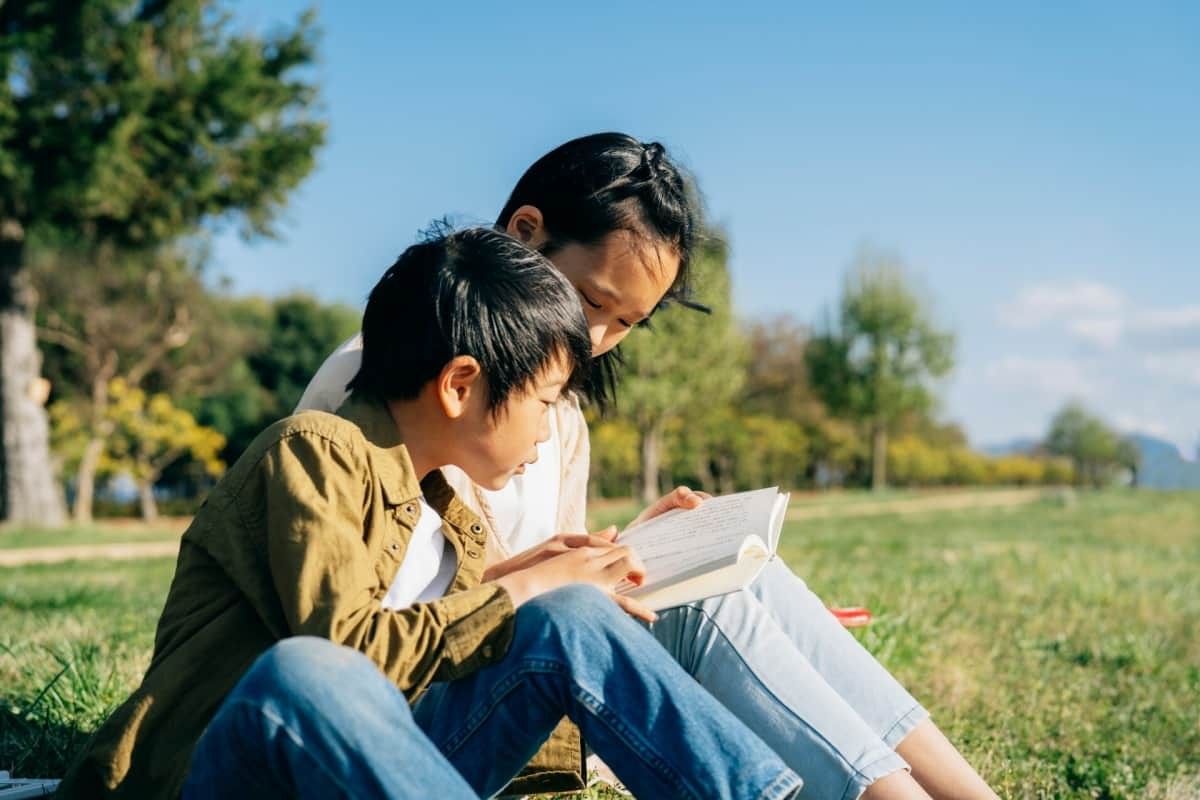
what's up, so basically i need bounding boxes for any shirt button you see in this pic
[404,504,416,516]
[467,549,480,559]
[470,524,483,534]
[390,542,400,551]
[481,644,494,659]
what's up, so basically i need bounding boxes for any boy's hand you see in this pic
[482,528,619,583]
[626,486,710,531]
[493,542,658,623]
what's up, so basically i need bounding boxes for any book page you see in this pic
[617,487,780,592]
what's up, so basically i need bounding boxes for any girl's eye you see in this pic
[578,289,602,310]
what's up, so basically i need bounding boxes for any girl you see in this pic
[299,133,998,800]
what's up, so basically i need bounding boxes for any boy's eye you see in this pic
[578,289,602,310]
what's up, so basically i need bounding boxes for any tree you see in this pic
[806,248,955,489]
[52,378,225,520]
[190,293,359,464]
[1045,403,1138,487]
[615,235,746,504]
[106,379,225,520]
[0,1,324,524]
[33,243,248,521]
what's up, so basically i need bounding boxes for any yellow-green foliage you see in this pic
[988,454,1047,486]
[50,379,225,484]
[886,436,1076,487]
[887,435,951,485]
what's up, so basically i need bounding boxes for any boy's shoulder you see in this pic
[249,410,369,458]
[219,411,373,493]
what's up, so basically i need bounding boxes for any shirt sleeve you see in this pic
[252,430,515,697]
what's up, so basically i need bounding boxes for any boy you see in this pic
[58,228,801,800]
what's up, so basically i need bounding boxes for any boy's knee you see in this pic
[526,583,612,619]
[243,636,369,698]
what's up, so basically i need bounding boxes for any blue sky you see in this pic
[215,2,1200,455]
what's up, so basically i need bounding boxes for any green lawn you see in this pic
[2,490,1198,798]
[0,523,183,551]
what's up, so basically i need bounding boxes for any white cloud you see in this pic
[1143,349,1200,387]
[999,283,1200,351]
[1113,414,1172,439]
[983,356,1097,397]
[1135,306,1200,332]
[1000,281,1124,328]
[1067,317,1124,349]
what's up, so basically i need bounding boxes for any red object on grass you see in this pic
[828,606,872,627]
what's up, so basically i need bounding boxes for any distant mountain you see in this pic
[1129,434,1200,490]
[979,437,1041,457]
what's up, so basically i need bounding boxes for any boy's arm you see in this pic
[255,431,515,698]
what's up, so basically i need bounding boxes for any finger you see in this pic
[601,548,646,586]
[560,533,615,549]
[610,592,658,623]
[588,525,619,543]
[675,487,705,509]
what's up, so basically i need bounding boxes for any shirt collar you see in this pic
[336,392,483,533]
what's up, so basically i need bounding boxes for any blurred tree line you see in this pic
[592,241,1137,504]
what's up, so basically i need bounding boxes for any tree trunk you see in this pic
[138,478,159,522]
[73,436,105,522]
[871,423,888,491]
[639,421,663,506]
[0,221,65,526]
[695,457,717,494]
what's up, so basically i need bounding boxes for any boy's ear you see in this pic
[505,205,548,249]
[437,355,483,419]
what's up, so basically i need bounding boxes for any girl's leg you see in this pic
[748,560,997,799]
[649,585,913,800]
[183,637,479,800]
[896,721,1000,800]
[411,584,802,800]
[745,559,930,746]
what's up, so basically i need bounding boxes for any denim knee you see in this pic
[236,636,374,704]
[522,584,614,622]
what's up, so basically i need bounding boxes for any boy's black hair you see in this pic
[496,132,706,409]
[347,227,592,412]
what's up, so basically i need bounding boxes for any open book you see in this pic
[616,487,790,611]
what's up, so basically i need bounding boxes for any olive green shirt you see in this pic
[57,395,580,798]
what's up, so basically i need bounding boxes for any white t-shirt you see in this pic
[296,334,562,556]
[381,497,457,608]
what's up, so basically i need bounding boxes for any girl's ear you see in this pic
[505,205,549,249]
[437,355,483,419]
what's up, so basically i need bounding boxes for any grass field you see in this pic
[2,490,1198,798]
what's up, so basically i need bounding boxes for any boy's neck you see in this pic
[384,397,445,482]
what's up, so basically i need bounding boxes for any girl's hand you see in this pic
[482,528,619,583]
[493,542,657,623]
[627,486,711,530]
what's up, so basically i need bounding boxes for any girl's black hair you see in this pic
[496,132,704,408]
[347,227,592,413]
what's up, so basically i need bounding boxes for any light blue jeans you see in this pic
[647,560,929,800]
[184,585,802,800]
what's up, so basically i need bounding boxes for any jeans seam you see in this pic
[757,768,803,800]
[674,601,878,778]
[228,699,360,799]
[837,750,910,800]
[433,658,704,800]
[880,704,929,749]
